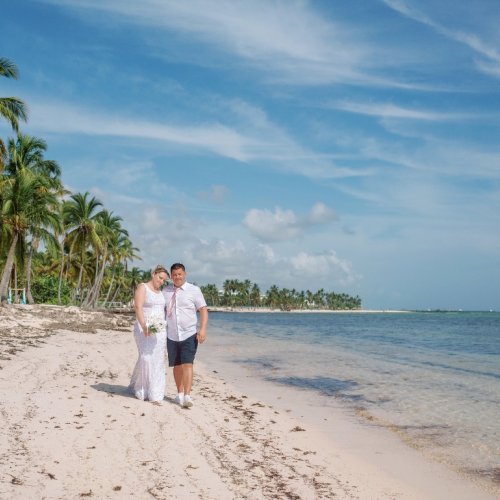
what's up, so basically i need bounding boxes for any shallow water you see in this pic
[205,311,500,488]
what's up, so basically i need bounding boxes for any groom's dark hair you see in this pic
[170,262,185,273]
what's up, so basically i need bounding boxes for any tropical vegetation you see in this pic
[0,57,140,307]
[0,57,28,165]
[200,279,361,311]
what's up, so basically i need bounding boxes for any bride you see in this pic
[129,265,169,402]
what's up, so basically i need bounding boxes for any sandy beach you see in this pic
[0,304,496,499]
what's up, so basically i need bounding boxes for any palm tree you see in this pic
[0,170,59,299]
[83,210,126,308]
[24,201,61,303]
[223,278,239,307]
[56,205,68,305]
[201,283,219,306]
[103,234,139,306]
[265,284,280,309]
[109,264,128,304]
[63,192,104,304]
[313,288,326,309]
[2,134,64,303]
[0,58,28,162]
[5,134,60,180]
[0,134,62,302]
[238,279,252,306]
[127,266,143,293]
[250,283,261,307]
[114,233,140,277]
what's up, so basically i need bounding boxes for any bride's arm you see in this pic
[134,284,149,336]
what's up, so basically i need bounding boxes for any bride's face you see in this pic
[152,271,168,290]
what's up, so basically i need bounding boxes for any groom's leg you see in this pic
[182,363,194,395]
[173,365,183,392]
[168,338,183,393]
[181,334,197,395]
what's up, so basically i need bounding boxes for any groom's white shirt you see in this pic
[163,282,206,342]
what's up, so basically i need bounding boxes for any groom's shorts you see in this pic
[167,334,198,366]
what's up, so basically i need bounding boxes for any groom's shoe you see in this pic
[183,395,193,408]
[175,393,184,406]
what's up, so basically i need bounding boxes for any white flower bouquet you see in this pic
[146,316,167,335]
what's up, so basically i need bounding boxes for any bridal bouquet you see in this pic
[146,316,167,335]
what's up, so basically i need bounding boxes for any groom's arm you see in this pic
[197,306,208,344]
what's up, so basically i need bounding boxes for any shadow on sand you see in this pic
[91,382,135,399]
[91,382,183,406]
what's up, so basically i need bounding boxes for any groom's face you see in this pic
[171,268,186,288]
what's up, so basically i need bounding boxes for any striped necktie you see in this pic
[167,287,178,317]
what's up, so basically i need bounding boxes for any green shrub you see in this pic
[31,275,71,304]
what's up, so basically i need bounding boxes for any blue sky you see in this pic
[2,0,500,310]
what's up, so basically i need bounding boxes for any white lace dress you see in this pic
[129,283,167,402]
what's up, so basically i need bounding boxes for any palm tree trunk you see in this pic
[57,240,65,305]
[111,284,121,303]
[14,261,18,302]
[64,253,70,280]
[82,253,100,307]
[74,262,84,304]
[0,233,19,299]
[25,246,35,304]
[90,253,108,307]
[104,269,116,306]
[84,251,107,308]
[25,236,40,304]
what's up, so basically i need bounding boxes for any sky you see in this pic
[1,0,500,310]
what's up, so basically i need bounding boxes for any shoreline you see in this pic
[207,306,411,313]
[197,356,498,500]
[0,304,496,499]
[201,318,500,498]
[208,307,499,314]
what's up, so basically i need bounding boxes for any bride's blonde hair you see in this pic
[152,264,170,277]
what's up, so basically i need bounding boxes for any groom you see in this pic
[164,263,208,408]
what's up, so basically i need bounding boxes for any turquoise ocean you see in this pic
[204,311,500,491]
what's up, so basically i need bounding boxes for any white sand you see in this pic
[0,305,496,499]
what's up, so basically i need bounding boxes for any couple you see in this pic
[129,263,208,408]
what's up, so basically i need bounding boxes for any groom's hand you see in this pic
[197,329,206,344]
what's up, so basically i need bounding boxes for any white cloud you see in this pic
[476,59,500,77]
[258,244,277,264]
[201,239,247,264]
[160,235,359,292]
[181,238,276,284]
[356,132,500,179]
[289,251,357,286]
[382,0,500,78]
[29,101,252,162]
[243,203,337,242]
[331,100,475,121]
[309,202,337,224]
[243,207,300,242]
[26,97,364,180]
[39,0,429,88]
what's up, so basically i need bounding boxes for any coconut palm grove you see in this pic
[0,57,361,311]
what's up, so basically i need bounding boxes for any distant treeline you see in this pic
[200,279,361,311]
